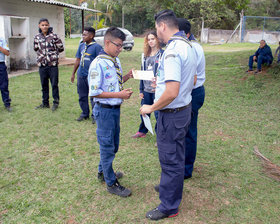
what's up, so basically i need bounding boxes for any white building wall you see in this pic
[0,0,66,70]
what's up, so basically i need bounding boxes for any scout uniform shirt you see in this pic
[155,31,197,109]
[76,41,103,76]
[0,38,9,62]
[88,53,123,106]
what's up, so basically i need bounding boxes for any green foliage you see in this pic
[93,18,106,30]
[60,0,280,36]
[64,8,71,37]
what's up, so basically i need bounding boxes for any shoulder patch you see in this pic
[165,54,176,60]
[90,71,99,79]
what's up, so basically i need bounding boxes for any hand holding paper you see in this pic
[132,69,154,80]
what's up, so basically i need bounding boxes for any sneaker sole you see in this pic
[168,212,179,218]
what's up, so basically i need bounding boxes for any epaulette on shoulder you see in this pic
[170,36,192,48]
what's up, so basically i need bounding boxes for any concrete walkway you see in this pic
[8,58,75,78]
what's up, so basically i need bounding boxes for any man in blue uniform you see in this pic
[0,37,11,112]
[88,27,133,197]
[71,27,102,123]
[177,18,206,180]
[247,40,273,74]
[140,10,197,220]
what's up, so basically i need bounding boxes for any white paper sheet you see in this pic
[142,115,154,135]
[132,70,154,80]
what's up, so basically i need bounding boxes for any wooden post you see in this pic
[69,8,71,37]
[82,10,84,32]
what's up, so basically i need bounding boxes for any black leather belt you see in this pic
[97,102,121,109]
[160,103,190,113]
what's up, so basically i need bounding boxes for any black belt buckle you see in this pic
[97,102,120,109]
[161,103,190,113]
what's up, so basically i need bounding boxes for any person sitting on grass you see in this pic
[247,40,273,74]
[274,41,280,64]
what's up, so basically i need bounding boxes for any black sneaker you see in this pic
[246,69,253,73]
[255,69,262,74]
[35,104,50,109]
[146,207,178,220]
[154,184,159,193]
[98,171,123,182]
[52,104,59,111]
[76,116,89,121]
[107,180,131,197]
[92,118,96,124]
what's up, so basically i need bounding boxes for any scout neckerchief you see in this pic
[168,31,192,48]
[81,41,95,67]
[97,53,124,91]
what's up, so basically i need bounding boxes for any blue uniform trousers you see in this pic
[77,75,94,119]
[248,55,272,70]
[94,103,120,186]
[157,105,192,215]
[39,66,59,105]
[0,62,11,107]
[138,91,158,133]
[185,86,205,177]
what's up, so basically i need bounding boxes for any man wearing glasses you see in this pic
[88,27,133,197]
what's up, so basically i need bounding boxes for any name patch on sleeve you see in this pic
[165,54,176,60]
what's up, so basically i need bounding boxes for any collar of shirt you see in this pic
[188,33,196,41]
[167,31,188,45]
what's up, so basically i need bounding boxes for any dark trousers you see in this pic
[77,75,94,119]
[157,105,192,215]
[185,86,205,177]
[248,55,272,70]
[39,66,59,105]
[94,104,120,186]
[0,62,11,107]
[138,91,158,133]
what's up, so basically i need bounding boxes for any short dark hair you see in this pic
[177,18,191,34]
[104,27,126,41]
[39,18,49,24]
[154,10,178,29]
[84,27,95,35]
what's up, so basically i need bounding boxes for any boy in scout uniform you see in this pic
[140,10,197,220]
[88,27,133,197]
[0,37,11,112]
[71,27,102,123]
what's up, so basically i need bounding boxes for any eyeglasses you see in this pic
[110,40,123,48]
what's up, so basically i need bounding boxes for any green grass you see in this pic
[0,38,279,223]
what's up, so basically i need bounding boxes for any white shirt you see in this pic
[155,37,197,109]
[191,41,206,89]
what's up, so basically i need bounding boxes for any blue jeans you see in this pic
[0,62,11,107]
[185,86,205,177]
[77,75,94,118]
[157,105,191,215]
[94,103,120,186]
[248,55,272,70]
[138,91,158,133]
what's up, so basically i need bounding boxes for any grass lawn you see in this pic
[1,37,279,223]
